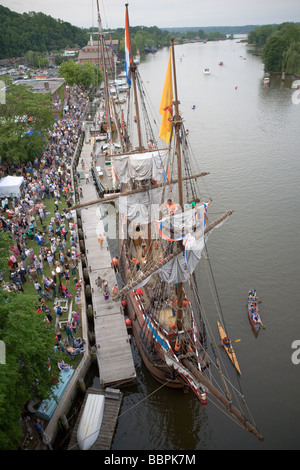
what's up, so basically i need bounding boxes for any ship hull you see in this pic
[126,290,185,389]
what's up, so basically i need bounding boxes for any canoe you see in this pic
[247,294,262,335]
[217,321,241,375]
[77,393,105,450]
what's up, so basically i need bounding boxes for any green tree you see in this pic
[282,41,300,74]
[0,292,56,449]
[58,60,102,92]
[248,25,275,46]
[249,22,300,73]
[133,31,148,54]
[0,6,88,59]
[0,232,10,273]
[0,82,54,164]
[0,230,60,449]
[262,33,286,72]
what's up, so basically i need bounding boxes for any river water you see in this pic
[92,38,300,451]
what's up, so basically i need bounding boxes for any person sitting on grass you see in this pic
[66,341,85,358]
[57,360,73,371]
[72,338,86,349]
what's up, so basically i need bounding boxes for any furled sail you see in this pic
[113,209,234,300]
[113,149,168,183]
[115,185,170,224]
[156,203,207,242]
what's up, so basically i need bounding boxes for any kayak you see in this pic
[247,291,263,335]
[217,321,241,375]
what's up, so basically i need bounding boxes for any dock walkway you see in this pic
[78,141,136,388]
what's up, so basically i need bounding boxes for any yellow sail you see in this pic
[159,50,173,143]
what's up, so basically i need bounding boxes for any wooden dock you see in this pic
[78,142,136,388]
[67,387,123,450]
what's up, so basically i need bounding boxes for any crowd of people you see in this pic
[0,86,89,367]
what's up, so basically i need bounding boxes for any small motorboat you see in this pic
[203,68,210,74]
[77,392,105,450]
[219,61,223,66]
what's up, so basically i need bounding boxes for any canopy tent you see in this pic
[0,175,24,197]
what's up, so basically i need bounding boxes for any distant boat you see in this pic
[247,290,264,335]
[263,77,270,84]
[77,393,105,450]
[203,68,210,74]
[219,61,223,66]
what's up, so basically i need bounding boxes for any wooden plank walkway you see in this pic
[67,387,123,450]
[78,141,136,388]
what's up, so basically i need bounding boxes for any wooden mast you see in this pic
[125,3,143,152]
[96,0,113,151]
[71,172,210,210]
[126,3,153,253]
[170,37,184,331]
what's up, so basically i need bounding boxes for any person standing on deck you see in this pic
[112,256,119,272]
[98,234,104,249]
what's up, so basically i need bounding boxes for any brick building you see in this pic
[78,38,119,71]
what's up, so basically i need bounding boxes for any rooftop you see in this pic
[14,78,65,95]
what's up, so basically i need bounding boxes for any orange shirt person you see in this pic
[97,234,104,249]
[165,198,178,215]
[112,256,119,272]
[130,257,140,271]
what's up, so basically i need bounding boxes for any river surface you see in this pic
[92,39,300,451]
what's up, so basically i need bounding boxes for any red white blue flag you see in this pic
[125,7,131,86]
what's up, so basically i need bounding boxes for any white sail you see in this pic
[116,186,171,224]
[113,149,168,183]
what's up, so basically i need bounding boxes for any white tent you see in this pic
[0,175,24,198]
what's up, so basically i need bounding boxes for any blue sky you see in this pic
[1,0,300,29]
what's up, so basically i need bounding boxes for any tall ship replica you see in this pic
[75,2,264,442]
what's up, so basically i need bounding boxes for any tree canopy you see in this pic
[248,22,300,73]
[0,5,88,59]
[58,61,102,92]
[0,293,55,449]
[0,82,55,164]
[0,233,56,449]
